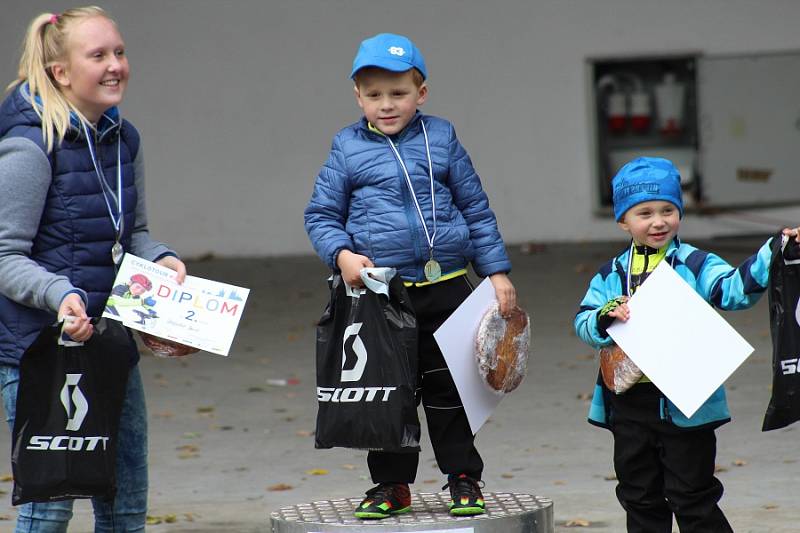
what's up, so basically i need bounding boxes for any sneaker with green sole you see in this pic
[353,482,412,519]
[444,474,486,516]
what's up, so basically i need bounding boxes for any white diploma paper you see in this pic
[102,254,249,356]
[607,261,754,418]
[434,277,503,434]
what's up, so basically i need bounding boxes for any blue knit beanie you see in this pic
[612,157,683,221]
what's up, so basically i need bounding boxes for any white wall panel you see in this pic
[2,1,799,257]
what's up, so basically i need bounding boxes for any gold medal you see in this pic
[424,259,441,282]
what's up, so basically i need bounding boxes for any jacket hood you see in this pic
[0,82,121,143]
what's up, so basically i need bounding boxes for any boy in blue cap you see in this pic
[305,33,516,519]
[575,157,800,532]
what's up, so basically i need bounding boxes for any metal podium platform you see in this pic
[270,492,553,532]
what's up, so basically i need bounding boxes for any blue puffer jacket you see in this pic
[304,113,511,281]
[575,237,773,429]
[0,85,139,365]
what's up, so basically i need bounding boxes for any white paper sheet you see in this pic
[608,261,754,418]
[433,277,502,434]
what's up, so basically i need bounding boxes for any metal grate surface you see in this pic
[271,492,553,532]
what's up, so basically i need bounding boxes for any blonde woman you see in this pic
[0,7,185,531]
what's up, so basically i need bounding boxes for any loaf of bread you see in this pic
[475,303,530,394]
[599,344,641,394]
[140,332,199,358]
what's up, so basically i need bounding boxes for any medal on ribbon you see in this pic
[386,120,441,282]
[82,121,124,265]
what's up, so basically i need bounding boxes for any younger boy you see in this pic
[304,33,516,519]
[574,156,800,533]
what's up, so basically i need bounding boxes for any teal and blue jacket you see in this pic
[574,236,773,429]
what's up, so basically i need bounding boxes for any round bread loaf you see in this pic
[140,332,199,358]
[475,303,530,394]
[599,344,641,393]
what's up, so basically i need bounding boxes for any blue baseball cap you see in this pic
[350,33,427,80]
[612,157,683,221]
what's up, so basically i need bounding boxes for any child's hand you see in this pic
[489,273,516,317]
[337,249,374,287]
[608,301,631,322]
[782,226,800,243]
[597,296,629,336]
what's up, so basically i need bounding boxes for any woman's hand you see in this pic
[337,250,374,287]
[156,255,187,284]
[489,272,517,317]
[58,293,93,342]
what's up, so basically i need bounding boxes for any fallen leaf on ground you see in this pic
[763,504,779,510]
[153,411,174,419]
[196,406,215,413]
[576,393,591,401]
[714,465,728,473]
[176,444,200,459]
[146,516,163,525]
[267,483,294,491]
[296,430,313,437]
[0,515,10,520]
[603,474,617,481]
[732,459,747,466]
[553,480,565,485]
[0,474,12,482]
[341,464,357,470]
[501,473,514,479]
[306,469,329,475]
[565,518,591,527]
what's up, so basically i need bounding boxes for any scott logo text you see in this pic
[27,435,109,452]
[780,358,800,375]
[317,386,397,402]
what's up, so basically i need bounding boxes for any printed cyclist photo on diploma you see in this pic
[102,254,250,356]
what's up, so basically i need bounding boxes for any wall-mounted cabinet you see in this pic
[588,51,800,215]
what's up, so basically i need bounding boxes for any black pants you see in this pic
[608,383,733,533]
[367,275,484,484]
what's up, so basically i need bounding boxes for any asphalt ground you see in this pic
[0,238,796,532]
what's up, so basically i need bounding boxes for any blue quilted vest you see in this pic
[0,84,139,365]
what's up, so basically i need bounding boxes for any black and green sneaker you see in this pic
[353,483,412,519]
[444,474,485,516]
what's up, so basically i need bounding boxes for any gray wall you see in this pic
[2,1,799,258]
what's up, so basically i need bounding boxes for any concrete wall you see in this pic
[2,0,799,258]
